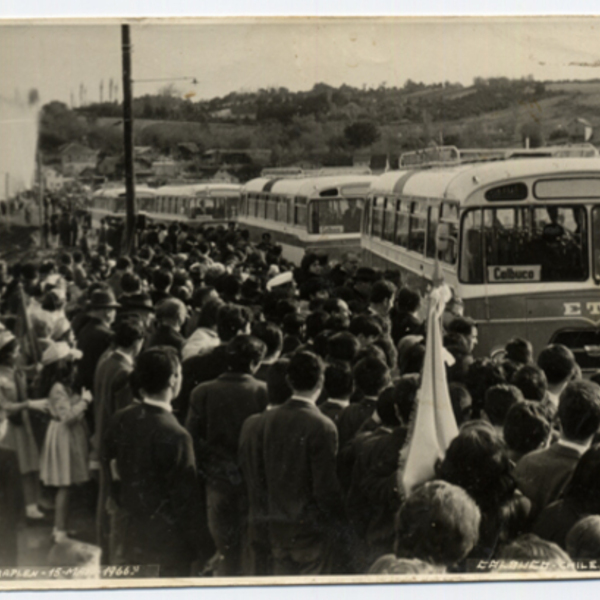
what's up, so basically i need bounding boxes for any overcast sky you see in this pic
[2,18,600,107]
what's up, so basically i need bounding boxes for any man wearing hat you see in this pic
[75,290,120,433]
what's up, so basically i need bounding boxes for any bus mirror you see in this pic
[436,223,450,252]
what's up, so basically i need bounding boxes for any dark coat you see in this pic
[262,399,346,552]
[186,372,267,489]
[0,448,24,567]
[103,402,209,576]
[175,344,230,425]
[76,317,114,397]
[337,398,377,449]
[148,324,185,357]
[238,411,271,575]
[513,442,582,517]
[346,427,407,565]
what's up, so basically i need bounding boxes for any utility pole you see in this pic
[121,24,136,254]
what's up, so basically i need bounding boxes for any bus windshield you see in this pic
[460,205,588,284]
[593,206,600,283]
[308,198,363,234]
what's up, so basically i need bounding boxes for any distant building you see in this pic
[152,159,179,178]
[568,118,594,142]
[59,143,99,177]
[41,167,66,192]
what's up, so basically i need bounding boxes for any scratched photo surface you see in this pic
[3,16,600,590]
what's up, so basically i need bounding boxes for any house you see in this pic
[59,143,99,177]
[152,159,179,178]
[41,167,65,192]
[200,148,272,168]
[177,142,200,160]
[568,118,594,142]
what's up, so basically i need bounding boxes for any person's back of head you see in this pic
[218,273,241,301]
[511,364,548,402]
[116,256,133,272]
[566,515,600,560]
[349,314,383,342]
[504,337,533,366]
[559,380,600,443]
[217,303,251,342]
[353,356,390,398]
[251,321,283,361]
[132,346,180,398]
[370,279,396,306]
[395,287,421,314]
[465,358,507,418]
[287,350,324,394]
[398,342,425,376]
[394,480,481,568]
[438,420,514,513]
[152,268,173,293]
[497,533,572,566]
[282,312,305,338]
[198,298,225,330]
[266,358,292,406]
[324,360,353,400]
[114,317,145,351]
[120,272,141,296]
[156,297,187,326]
[503,401,551,457]
[305,310,329,341]
[484,384,524,427]
[226,335,266,374]
[327,331,360,364]
[538,344,577,387]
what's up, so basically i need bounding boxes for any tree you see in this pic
[343,120,381,149]
[39,101,87,151]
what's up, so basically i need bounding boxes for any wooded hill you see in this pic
[39,77,600,168]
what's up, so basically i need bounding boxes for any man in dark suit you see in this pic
[514,380,600,517]
[346,387,408,569]
[75,289,119,431]
[186,335,267,576]
[262,351,351,575]
[175,303,251,425]
[238,358,292,576]
[94,318,145,561]
[103,347,210,577]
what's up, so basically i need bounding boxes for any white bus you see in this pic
[361,146,600,371]
[89,183,241,228]
[239,168,376,263]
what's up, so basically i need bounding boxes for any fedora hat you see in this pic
[87,290,120,310]
[119,293,154,313]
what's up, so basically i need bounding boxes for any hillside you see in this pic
[39,78,600,170]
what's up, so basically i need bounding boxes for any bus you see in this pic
[89,183,241,228]
[361,147,600,372]
[238,168,376,263]
[88,185,158,229]
[150,183,240,224]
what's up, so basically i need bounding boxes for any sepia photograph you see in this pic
[2,15,600,591]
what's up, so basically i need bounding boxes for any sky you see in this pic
[2,18,600,107]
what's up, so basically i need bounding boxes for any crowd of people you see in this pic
[0,218,600,577]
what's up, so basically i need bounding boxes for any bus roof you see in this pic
[155,183,241,196]
[371,157,600,204]
[92,185,157,198]
[244,174,377,197]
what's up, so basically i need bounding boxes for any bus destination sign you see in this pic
[488,265,541,283]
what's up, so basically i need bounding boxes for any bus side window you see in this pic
[372,197,384,238]
[460,209,484,283]
[408,201,426,255]
[382,198,396,243]
[426,204,439,259]
[440,202,459,264]
[395,200,410,248]
[363,198,371,234]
